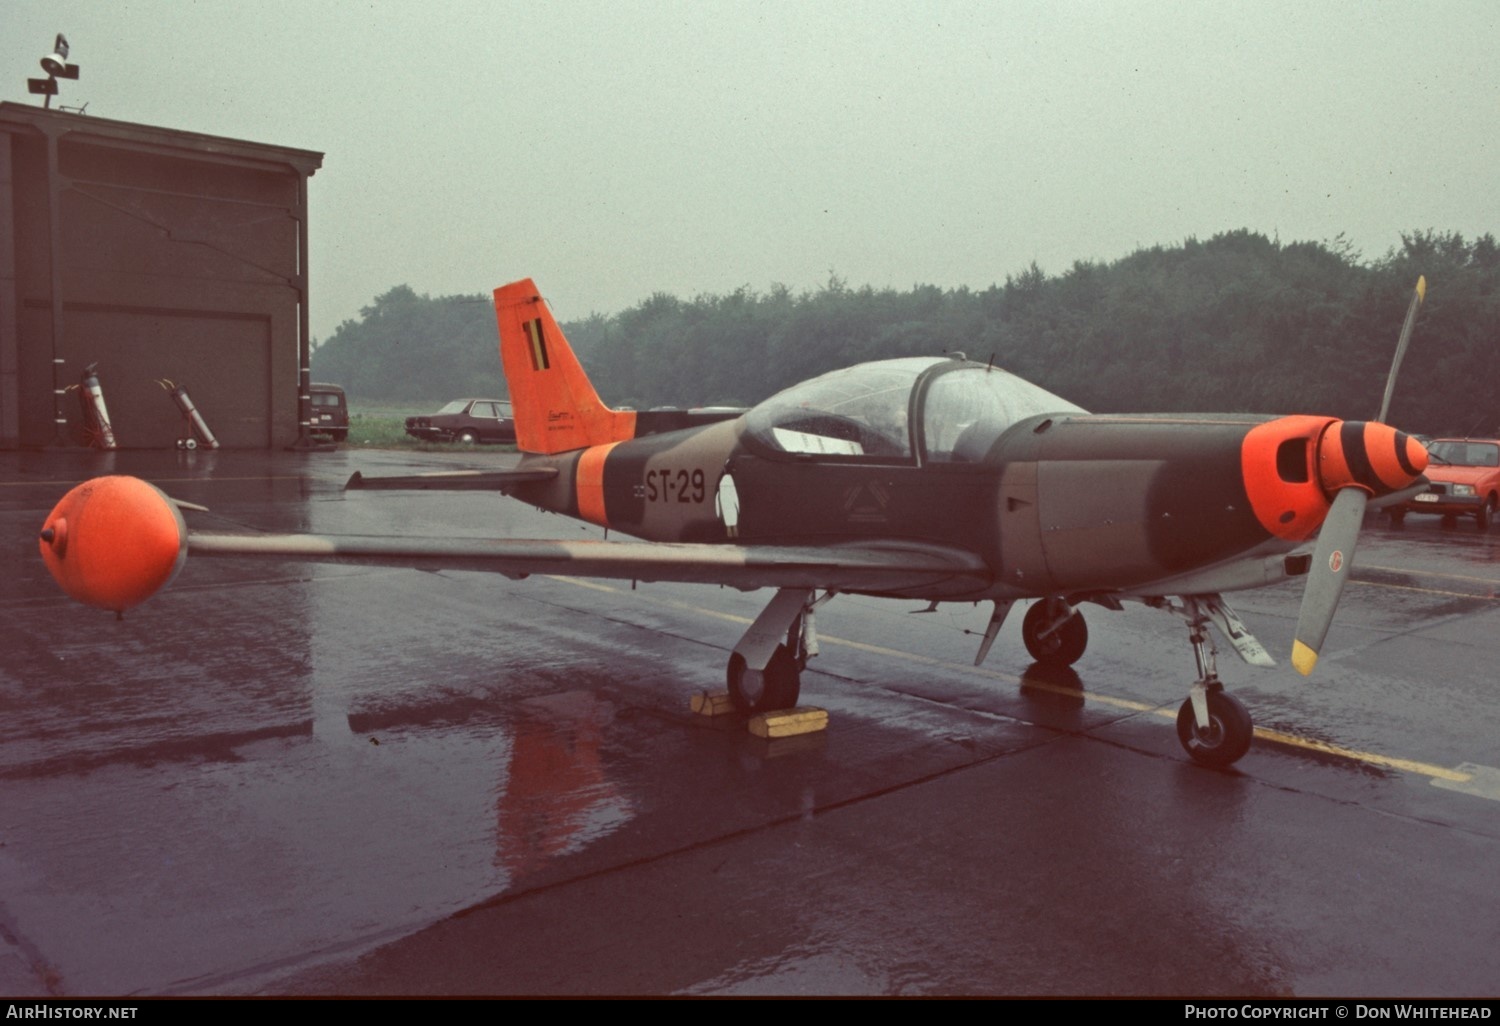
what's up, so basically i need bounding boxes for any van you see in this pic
[309,383,349,441]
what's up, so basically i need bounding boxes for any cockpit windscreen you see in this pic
[921,366,1083,462]
[744,357,1083,463]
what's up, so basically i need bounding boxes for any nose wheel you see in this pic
[1176,686,1252,768]
[1175,604,1254,768]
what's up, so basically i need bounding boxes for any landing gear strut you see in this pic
[726,588,830,715]
[1174,602,1253,768]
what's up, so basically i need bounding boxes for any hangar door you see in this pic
[62,308,272,448]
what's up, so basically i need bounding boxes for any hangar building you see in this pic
[0,101,323,449]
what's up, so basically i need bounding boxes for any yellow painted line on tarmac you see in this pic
[544,575,617,594]
[1362,564,1500,588]
[1349,579,1499,601]
[539,576,1475,786]
[824,637,1476,784]
[1124,705,1468,782]
[1351,563,1500,600]
[1246,728,1472,782]
[808,631,1164,716]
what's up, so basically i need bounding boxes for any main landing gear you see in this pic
[729,588,1259,768]
[1020,597,1088,665]
[726,588,831,714]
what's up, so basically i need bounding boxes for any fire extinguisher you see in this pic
[158,379,220,450]
[77,363,118,450]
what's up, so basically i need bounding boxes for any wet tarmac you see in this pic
[2,447,1498,996]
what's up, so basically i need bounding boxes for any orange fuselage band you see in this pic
[575,442,620,528]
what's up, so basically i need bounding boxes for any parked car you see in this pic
[1388,437,1500,531]
[308,383,349,441]
[405,399,516,444]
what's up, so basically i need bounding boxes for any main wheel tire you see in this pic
[1477,498,1494,533]
[726,645,802,715]
[1176,690,1253,768]
[457,430,480,445]
[1021,601,1088,665]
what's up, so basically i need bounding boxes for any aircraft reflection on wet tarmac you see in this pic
[3,449,1499,996]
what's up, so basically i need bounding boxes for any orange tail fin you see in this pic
[493,279,637,455]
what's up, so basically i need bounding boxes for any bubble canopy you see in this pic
[743,357,1083,463]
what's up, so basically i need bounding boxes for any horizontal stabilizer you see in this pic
[345,468,558,491]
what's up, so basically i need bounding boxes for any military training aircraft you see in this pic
[38,277,1431,768]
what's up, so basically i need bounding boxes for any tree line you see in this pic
[312,229,1499,435]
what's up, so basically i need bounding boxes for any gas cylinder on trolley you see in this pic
[76,363,118,450]
[158,379,220,450]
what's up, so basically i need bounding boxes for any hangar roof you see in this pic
[0,101,323,176]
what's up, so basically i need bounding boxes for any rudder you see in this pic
[494,279,637,454]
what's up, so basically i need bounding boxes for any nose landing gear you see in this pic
[1173,600,1254,768]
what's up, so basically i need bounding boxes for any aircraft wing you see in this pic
[37,476,989,614]
[187,532,991,595]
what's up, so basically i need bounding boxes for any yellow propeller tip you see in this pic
[1416,276,1427,301]
[1291,640,1318,676]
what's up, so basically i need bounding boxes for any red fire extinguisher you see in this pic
[77,363,118,450]
[158,379,220,450]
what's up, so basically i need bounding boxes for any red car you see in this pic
[404,399,516,444]
[1389,437,1500,531]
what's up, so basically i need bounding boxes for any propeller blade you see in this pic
[1292,487,1369,675]
[1375,275,1426,425]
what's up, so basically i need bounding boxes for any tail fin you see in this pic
[494,279,637,454]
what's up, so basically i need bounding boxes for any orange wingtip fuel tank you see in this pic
[1242,416,1428,541]
[38,476,187,613]
[494,279,637,455]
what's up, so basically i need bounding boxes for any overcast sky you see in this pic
[5,1,1498,341]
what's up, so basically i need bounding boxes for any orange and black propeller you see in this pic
[1291,277,1427,674]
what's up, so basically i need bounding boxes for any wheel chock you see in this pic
[691,690,737,717]
[747,706,828,739]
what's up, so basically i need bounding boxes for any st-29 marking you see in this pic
[645,467,706,504]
